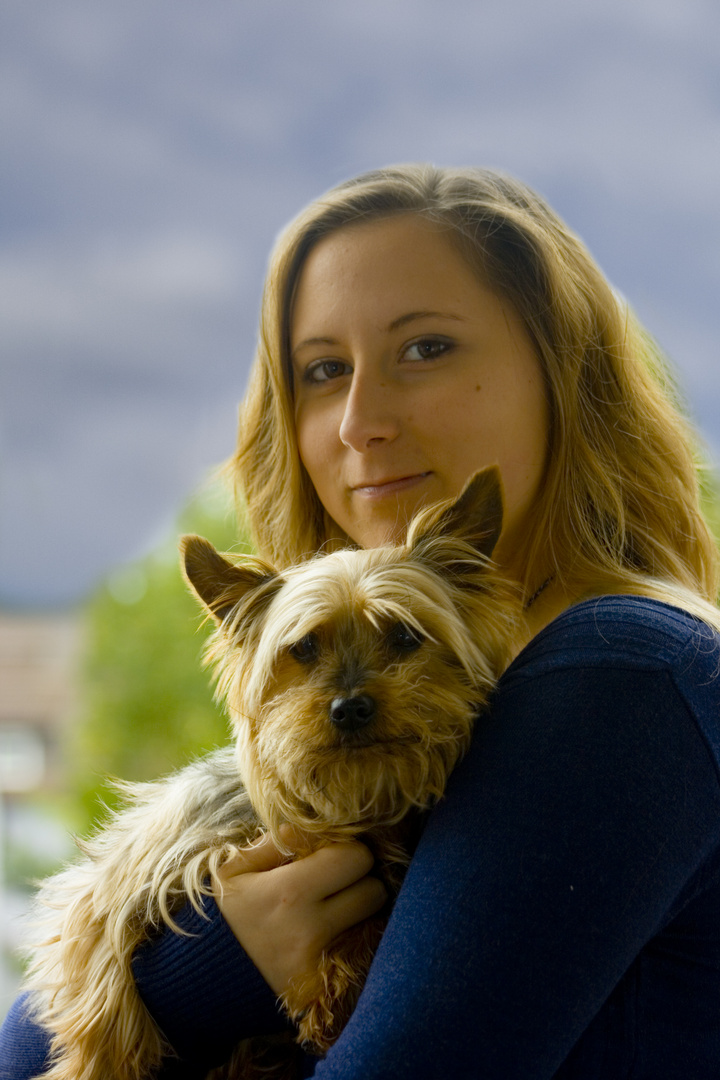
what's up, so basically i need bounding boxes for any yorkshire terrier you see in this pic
[23,468,522,1080]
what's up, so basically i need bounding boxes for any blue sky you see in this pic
[2,0,720,605]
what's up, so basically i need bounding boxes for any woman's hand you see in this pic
[214,832,388,997]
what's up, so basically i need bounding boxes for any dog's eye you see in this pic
[289,633,320,663]
[387,622,424,653]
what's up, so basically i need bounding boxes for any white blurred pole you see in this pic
[0,791,5,896]
[0,729,46,930]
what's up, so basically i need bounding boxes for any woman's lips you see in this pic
[351,472,431,498]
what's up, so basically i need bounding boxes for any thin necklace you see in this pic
[524,575,554,612]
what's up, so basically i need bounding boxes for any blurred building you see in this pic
[0,609,83,1020]
[0,611,83,793]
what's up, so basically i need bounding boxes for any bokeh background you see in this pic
[1,0,719,1019]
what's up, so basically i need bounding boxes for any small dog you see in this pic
[23,468,522,1080]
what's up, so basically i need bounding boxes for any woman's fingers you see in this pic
[272,842,388,938]
[213,836,388,996]
[323,874,388,940]
[282,840,377,902]
[221,833,378,903]
[219,833,288,879]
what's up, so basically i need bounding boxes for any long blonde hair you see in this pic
[230,164,719,620]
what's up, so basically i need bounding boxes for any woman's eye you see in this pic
[403,337,454,362]
[305,359,351,384]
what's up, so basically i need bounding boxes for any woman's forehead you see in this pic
[290,215,495,345]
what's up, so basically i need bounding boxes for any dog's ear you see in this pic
[180,535,278,624]
[407,467,504,559]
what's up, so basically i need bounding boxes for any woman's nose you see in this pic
[338,373,401,451]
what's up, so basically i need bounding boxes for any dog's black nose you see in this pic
[330,694,376,733]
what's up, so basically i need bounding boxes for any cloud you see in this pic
[2,0,719,605]
[0,231,248,360]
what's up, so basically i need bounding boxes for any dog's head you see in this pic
[181,468,521,838]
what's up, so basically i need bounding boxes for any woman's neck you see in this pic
[520,576,588,643]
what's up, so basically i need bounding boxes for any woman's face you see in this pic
[291,214,549,558]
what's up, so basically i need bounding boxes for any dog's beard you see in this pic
[284,738,468,825]
[235,681,478,836]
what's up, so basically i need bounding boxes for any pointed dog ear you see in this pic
[407,467,504,559]
[180,535,279,624]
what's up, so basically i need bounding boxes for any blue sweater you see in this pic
[3,597,720,1078]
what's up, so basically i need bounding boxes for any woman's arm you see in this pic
[132,836,384,1067]
[0,835,383,1077]
[309,608,720,1078]
[132,890,287,1070]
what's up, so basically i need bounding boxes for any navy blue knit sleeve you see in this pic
[132,893,289,1067]
[0,991,207,1080]
[0,995,52,1080]
[310,600,720,1079]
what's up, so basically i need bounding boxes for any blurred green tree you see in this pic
[68,478,250,831]
[700,464,720,548]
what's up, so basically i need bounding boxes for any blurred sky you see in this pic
[2,0,720,607]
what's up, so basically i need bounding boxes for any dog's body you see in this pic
[23,470,523,1080]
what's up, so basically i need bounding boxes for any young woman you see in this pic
[3,165,720,1078]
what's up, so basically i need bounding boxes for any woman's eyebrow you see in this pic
[292,335,338,357]
[292,311,466,358]
[386,310,466,331]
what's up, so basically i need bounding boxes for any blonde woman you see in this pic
[4,166,720,1078]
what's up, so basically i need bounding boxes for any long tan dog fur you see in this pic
[22,468,522,1080]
